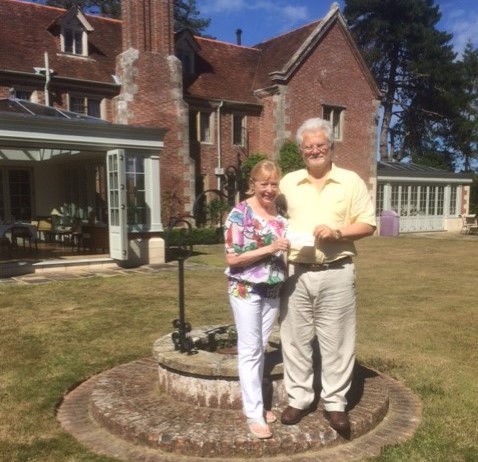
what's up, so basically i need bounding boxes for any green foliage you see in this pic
[451,42,478,171]
[45,0,121,18]
[344,0,458,163]
[240,153,268,183]
[278,140,304,174]
[161,227,224,247]
[205,198,230,227]
[174,0,211,35]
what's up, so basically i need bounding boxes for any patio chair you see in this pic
[10,225,38,251]
[460,214,478,234]
[61,218,84,250]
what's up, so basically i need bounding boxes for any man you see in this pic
[279,118,376,436]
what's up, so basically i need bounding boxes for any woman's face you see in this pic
[252,173,280,208]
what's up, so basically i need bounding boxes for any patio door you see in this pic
[107,149,128,260]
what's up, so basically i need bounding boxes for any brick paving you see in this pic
[57,353,422,462]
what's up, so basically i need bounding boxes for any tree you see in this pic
[174,0,211,35]
[43,0,211,34]
[45,0,120,18]
[451,42,478,171]
[344,0,458,166]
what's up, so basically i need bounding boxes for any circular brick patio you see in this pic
[57,328,422,461]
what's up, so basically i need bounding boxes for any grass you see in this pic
[0,236,477,461]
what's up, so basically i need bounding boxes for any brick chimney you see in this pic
[114,0,194,215]
[115,0,178,127]
[121,0,174,55]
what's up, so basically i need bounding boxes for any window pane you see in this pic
[87,99,100,118]
[74,30,83,55]
[199,112,211,142]
[8,169,32,221]
[233,115,244,145]
[65,29,73,53]
[449,186,457,215]
[126,155,146,227]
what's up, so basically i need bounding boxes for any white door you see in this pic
[107,149,128,260]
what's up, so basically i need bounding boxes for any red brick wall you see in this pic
[284,22,378,184]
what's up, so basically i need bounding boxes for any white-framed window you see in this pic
[197,111,214,143]
[68,95,101,118]
[61,20,88,56]
[448,185,458,215]
[323,105,345,141]
[232,114,246,146]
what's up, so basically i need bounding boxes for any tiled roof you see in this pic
[252,21,320,89]
[0,0,336,104]
[184,38,261,104]
[0,0,121,85]
[377,161,472,179]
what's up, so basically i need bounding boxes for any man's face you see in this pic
[301,130,332,171]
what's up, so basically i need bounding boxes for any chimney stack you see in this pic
[236,28,242,46]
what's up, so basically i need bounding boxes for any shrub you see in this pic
[160,227,224,247]
[278,139,304,174]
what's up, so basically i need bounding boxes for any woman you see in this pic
[224,160,289,439]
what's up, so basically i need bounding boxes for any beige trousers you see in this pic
[279,262,356,412]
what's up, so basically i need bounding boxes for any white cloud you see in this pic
[437,1,478,57]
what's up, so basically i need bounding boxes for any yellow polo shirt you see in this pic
[279,164,376,264]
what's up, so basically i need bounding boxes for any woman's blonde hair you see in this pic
[246,159,282,195]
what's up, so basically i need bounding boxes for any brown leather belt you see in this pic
[293,256,352,271]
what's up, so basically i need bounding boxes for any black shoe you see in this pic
[280,405,312,425]
[323,410,351,437]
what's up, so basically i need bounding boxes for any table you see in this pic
[0,223,38,240]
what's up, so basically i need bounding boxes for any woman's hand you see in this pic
[270,237,290,253]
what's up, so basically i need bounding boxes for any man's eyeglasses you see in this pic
[302,143,329,153]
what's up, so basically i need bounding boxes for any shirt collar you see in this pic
[296,163,341,185]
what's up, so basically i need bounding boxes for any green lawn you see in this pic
[0,236,477,461]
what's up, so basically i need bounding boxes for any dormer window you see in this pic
[175,30,200,75]
[62,24,85,55]
[51,6,94,57]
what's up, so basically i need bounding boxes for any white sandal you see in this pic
[247,418,272,439]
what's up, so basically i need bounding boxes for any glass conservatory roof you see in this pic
[0,98,109,124]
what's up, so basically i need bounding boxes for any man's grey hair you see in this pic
[296,118,334,149]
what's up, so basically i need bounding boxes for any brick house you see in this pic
[0,0,381,268]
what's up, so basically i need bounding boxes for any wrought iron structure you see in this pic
[166,216,196,354]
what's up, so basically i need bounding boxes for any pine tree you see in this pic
[452,42,478,171]
[344,0,457,166]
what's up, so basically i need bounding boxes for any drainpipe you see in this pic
[216,100,224,190]
[44,52,51,106]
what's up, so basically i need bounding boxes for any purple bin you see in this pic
[380,210,400,236]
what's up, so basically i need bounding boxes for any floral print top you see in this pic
[224,201,288,298]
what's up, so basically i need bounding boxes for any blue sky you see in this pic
[196,0,478,57]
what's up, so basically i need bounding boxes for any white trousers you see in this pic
[229,292,279,420]
[280,262,356,412]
